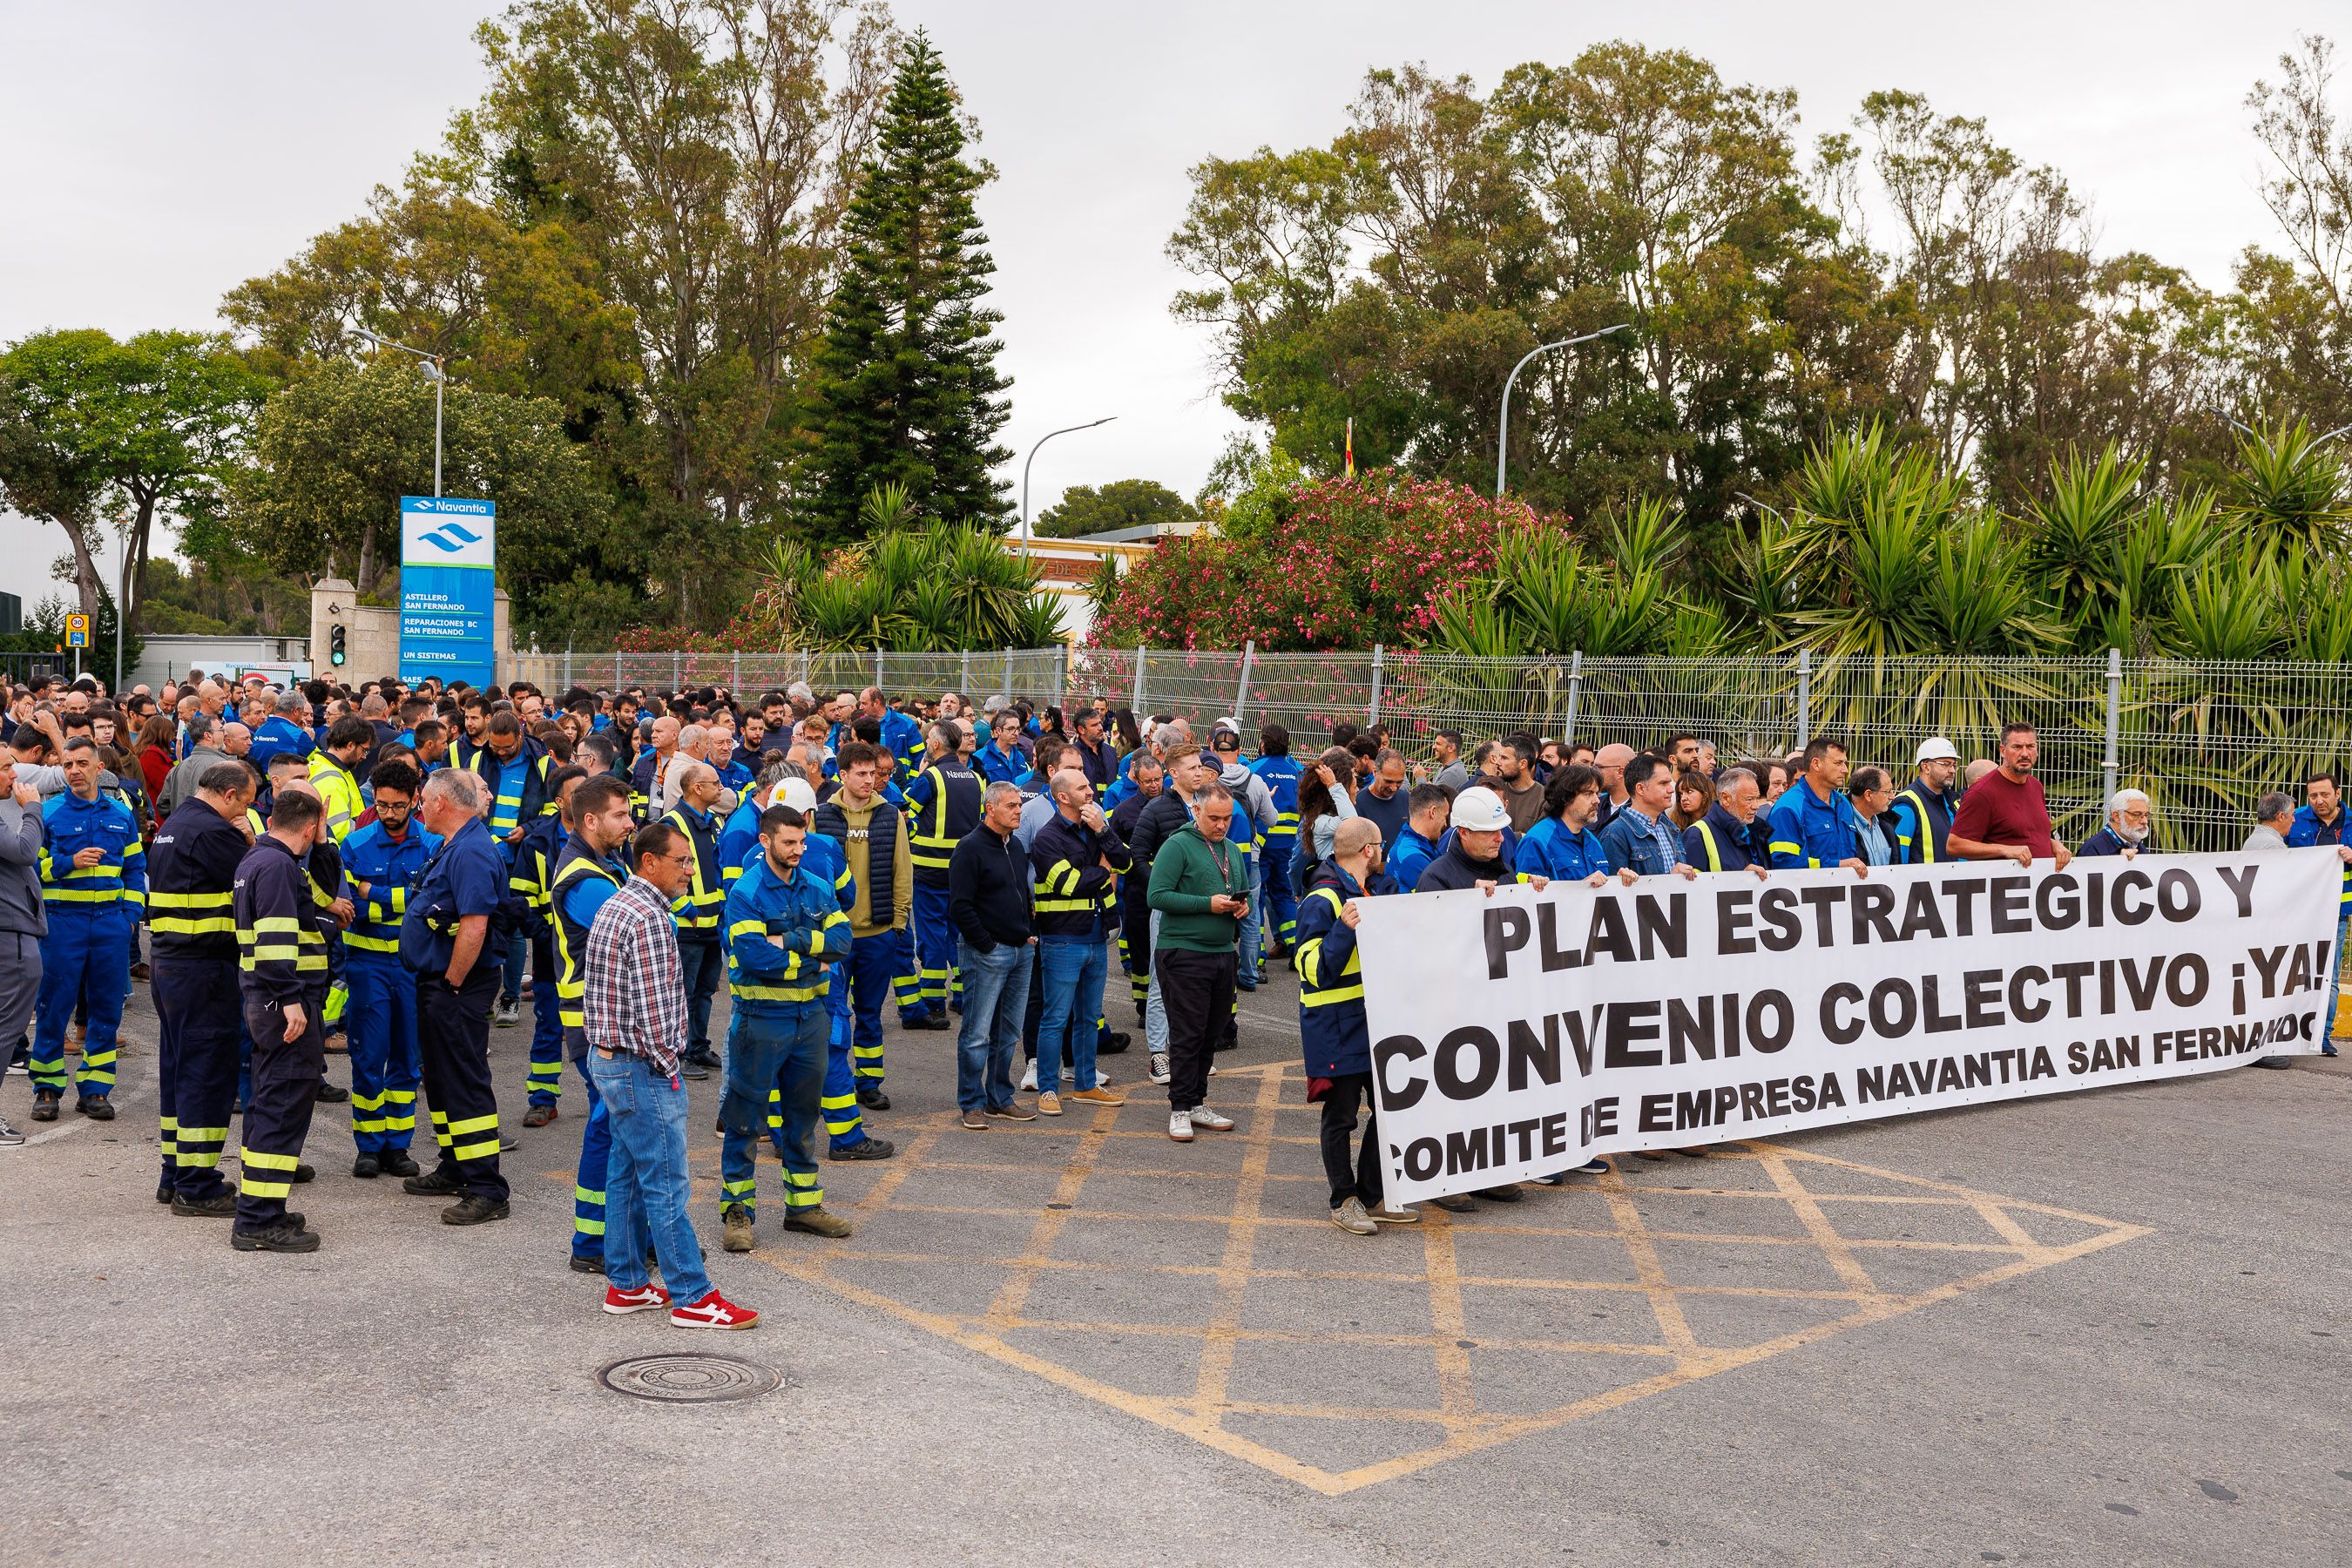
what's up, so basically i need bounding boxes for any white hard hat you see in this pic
[1915,737,1959,763]
[775,777,819,814]
[1450,786,1511,833]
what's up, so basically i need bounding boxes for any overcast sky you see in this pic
[0,0,2327,609]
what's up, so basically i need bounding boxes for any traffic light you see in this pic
[329,624,348,666]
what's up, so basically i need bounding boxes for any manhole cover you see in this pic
[597,1354,781,1403]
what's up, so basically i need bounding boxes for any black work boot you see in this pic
[172,1190,238,1219]
[403,1166,466,1196]
[231,1221,321,1254]
[441,1195,511,1226]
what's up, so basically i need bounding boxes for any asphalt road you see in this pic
[3,959,2348,1567]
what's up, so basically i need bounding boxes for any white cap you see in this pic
[775,777,819,814]
[1915,737,1959,763]
[1450,785,1511,833]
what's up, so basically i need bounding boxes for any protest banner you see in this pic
[1354,851,2342,1206]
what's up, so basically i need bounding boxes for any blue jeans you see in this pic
[1235,856,1261,986]
[722,1007,828,1216]
[956,943,1031,1112]
[586,1051,712,1306]
[1036,935,1108,1095]
[677,939,723,1056]
[2327,916,2349,1051]
[499,932,525,1005]
[1144,911,1168,1054]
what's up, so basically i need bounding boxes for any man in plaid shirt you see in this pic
[581,820,759,1330]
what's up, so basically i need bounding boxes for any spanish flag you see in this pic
[1344,417,1355,479]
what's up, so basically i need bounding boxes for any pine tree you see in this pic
[797,30,1012,545]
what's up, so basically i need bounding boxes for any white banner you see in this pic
[1355,850,2343,1206]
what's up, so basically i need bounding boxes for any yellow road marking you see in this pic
[754,1064,2152,1495]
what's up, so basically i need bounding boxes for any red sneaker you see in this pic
[602,1282,672,1315]
[670,1290,759,1330]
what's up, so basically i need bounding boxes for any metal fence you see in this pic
[520,645,2352,854]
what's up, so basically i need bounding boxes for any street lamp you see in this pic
[354,328,447,497]
[1497,323,1631,498]
[1019,416,1117,562]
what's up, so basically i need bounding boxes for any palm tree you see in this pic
[757,483,1066,652]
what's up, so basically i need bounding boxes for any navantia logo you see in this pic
[418,523,483,553]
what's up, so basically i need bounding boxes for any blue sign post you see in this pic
[399,497,497,689]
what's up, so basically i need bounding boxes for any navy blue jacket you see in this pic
[1682,803,1764,872]
[1296,861,1400,1078]
[1414,840,1524,894]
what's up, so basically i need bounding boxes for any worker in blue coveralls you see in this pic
[717,802,855,1252]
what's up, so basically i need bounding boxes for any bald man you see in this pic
[662,760,731,1075]
[1593,744,1636,830]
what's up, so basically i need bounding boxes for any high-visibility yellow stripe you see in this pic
[152,916,235,936]
[733,981,825,1002]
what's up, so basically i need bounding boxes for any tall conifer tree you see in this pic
[797,30,1010,544]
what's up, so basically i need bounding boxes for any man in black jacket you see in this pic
[1406,785,1543,1210]
[1108,757,1162,1025]
[148,761,259,1209]
[1415,787,1540,894]
[1029,772,1131,1115]
[232,787,332,1253]
[948,781,1036,1130]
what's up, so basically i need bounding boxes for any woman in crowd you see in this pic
[1672,767,1716,834]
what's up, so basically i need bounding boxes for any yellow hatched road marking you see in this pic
[756,1064,2152,1496]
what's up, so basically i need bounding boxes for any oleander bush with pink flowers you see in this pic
[1087,470,1554,651]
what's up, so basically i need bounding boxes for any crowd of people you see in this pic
[3,667,2346,1325]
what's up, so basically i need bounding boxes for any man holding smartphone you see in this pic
[1146,784,1251,1144]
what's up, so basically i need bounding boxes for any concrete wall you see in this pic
[130,634,312,691]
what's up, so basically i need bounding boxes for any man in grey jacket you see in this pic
[158,715,233,817]
[2245,792,2295,855]
[0,748,44,1144]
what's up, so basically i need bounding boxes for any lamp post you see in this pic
[354,329,446,497]
[1497,323,1631,498]
[1020,416,1116,563]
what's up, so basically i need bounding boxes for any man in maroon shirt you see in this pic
[1948,721,2073,870]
